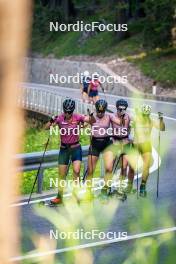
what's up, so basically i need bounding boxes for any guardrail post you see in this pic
[37,167,44,193]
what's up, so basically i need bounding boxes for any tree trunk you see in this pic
[62,0,69,22]
[0,0,32,262]
[116,3,128,41]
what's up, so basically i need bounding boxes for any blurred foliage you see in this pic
[143,0,176,48]
[21,194,176,263]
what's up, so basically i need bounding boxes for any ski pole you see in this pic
[136,153,139,199]
[82,108,94,184]
[157,130,160,198]
[157,112,163,198]
[136,140,139,199]
[28,135,50,204]
[108,149,123,195]
[87,108,94,179]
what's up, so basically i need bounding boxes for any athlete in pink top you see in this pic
[86,99,121,199]
[111,99,134,194]
[91,112,113,138]
[54,113,86,144]
[88,73,104,104]
[111,112,131,142]
[45,98,95,205]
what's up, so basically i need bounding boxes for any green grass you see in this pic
[128,48,176,88]
[34,30,144,58]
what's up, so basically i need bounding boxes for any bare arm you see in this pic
[44,116,57,130]
[110,114,121,126]
[84,114,96,125]
[87,83,91,95]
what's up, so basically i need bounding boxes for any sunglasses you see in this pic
[64,110,73,114]
[97,110,105,113]
[117,107,126,112]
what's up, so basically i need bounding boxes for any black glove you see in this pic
[50,115,57,124]
[158,112,163,120]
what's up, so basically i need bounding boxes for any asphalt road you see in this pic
[12,83,176,263]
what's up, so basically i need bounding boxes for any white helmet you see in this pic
[141,104,152,115]
[83,71,90,77]
[93,72,99,80]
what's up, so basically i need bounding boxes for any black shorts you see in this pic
[89,90,98,97]
[58,145,82,165]
[83,88,88,94]
[134,141,152,154]
[89,137,112,157]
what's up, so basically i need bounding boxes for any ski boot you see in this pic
[49,194,63,206]
[139,184,147,197]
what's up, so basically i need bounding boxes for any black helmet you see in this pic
[63,98,75,113]
[95,99,108,112]
[116,99,128,109]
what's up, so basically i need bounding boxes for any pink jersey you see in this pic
[111,113,131,139]
[92,113,113,138]
[55,113,85,144]
[89,80,100,91]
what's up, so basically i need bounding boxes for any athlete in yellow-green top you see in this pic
[128,104,165,197]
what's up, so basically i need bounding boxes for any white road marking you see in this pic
[10,226,176,262]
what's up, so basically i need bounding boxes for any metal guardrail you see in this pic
[19,85,94,116]
[17,146,105,194]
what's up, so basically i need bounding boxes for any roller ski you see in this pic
[123,181,137,195]
[39,194,63,207]
[109,175,127,201]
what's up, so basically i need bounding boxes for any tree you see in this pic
[143,0,175,47]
